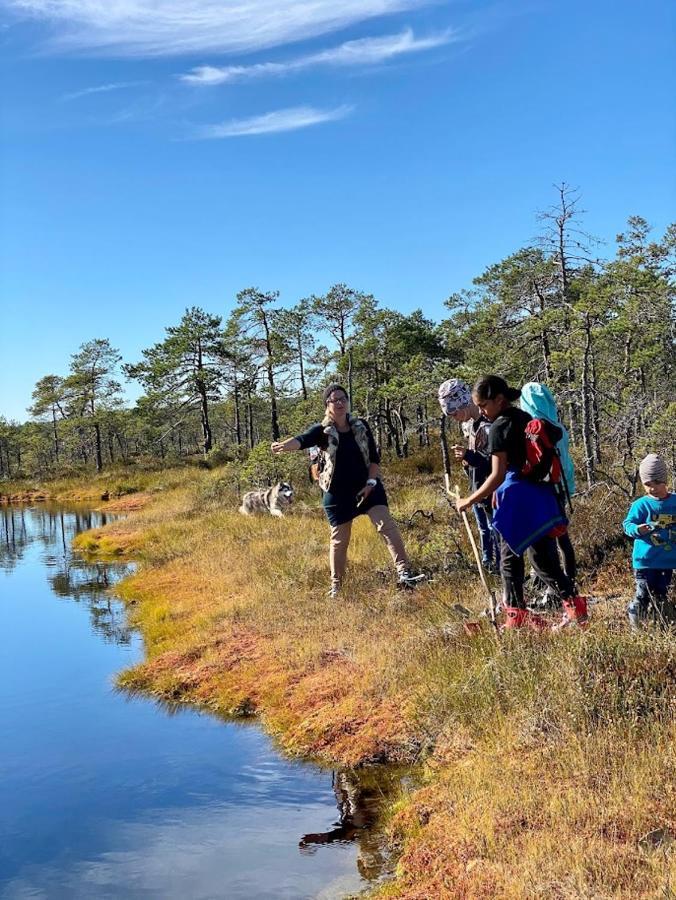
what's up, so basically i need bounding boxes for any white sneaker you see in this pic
[398,570,426,588]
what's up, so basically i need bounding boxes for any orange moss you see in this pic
[378,734,676,899]
[118,610,416,766]
[0,489,51,504]
[101,492,153,512]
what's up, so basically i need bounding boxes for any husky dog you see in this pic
[239,482,294,518]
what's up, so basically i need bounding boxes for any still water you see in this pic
[0,505,393,900]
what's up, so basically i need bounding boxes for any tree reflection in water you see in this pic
[0,504,134,645]
[2,504,407,887]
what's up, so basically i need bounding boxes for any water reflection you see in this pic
[0,505,403,899]
[300,770,390,881]
[1,505,112,570]
[0,504,134,645]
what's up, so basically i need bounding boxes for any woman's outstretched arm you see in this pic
[271,437,301,454]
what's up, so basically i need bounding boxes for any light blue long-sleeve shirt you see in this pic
[623,493,676,570]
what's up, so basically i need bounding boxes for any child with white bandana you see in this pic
[438,378,497,572]
[623,453,676,627]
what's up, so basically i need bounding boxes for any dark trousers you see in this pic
[531,529,577,594]
[628,569,674,627]
[557,531,577,582]
[500,534,576,609]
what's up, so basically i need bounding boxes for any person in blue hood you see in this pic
[519,382,576,590]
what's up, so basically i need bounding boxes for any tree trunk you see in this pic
[297,334,308,401]
[266,360,280,441]
[623,334,632,379]
[115,431,128,463]
[51,408,60,462]
[397,407,409,458]
[339,316,347,356]
[195,338,213,454]
[233,379,242,446]
[197,383,212,455]
[347,347,354,407]
[535,285,552,381]
[590,343,602,463]
[246,385,255,450]
[541,330,552,382]
[94,422,103,472]
[580,314,595,487]
[261,313,280,440]
[385,401,402,458]
[80,428,89,465]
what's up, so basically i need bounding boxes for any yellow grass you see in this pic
[72,460,674,898]
[0,463,202,504]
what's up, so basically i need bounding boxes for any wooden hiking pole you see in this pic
[440,417,499,637]
[451,484,500,639]
[439,415,452,495]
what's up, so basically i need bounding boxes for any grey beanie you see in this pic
[638,453,669,484]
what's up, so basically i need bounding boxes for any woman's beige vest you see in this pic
[317,417,371,492]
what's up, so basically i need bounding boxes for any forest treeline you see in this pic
[3,187,674,493]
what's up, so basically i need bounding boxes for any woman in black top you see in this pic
[456,375,587,629]
[271,383,423,598]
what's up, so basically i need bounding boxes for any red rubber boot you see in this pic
[502,606,549,631]
[557,595,589,629]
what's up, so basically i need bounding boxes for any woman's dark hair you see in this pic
[473,375,521,403]
[323,383,349,405]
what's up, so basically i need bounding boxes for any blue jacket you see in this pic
[520,382,575,496]
[623,493,676,570]
[492,469,567,555]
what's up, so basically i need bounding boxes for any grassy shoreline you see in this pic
[15,463,676,897]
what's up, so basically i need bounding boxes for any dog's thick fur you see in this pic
[239,482,294,518]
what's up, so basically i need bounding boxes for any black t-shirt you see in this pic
[295,419,387,525]
[295,419,380,497]
[487,407,532,471]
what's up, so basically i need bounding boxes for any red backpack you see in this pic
[521,419,563,484]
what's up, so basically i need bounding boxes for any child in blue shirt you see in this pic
[623,453,676,628]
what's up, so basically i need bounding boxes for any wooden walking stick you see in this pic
[440,417,500,638]
[451,484,500,639]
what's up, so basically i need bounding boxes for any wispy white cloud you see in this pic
[99,92,168,126]
[61,80,145,101]
[197,104,353,138]
[3,0,434,57]
[180,27,454,86]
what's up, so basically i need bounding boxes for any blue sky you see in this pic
[1,0,674,421]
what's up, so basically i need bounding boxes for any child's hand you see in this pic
[456,496,472,514]
[638,523,656,535]
[451,444,466,461]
